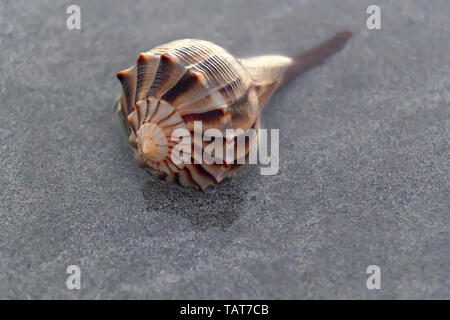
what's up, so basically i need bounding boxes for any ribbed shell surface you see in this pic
[117,39,261,189]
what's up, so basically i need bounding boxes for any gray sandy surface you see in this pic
[0,0,449,299]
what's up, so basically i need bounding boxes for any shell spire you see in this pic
[116,31,352,189]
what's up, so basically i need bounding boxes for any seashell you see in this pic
[116,31,351,189]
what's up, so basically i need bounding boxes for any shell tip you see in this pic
[336,30,352,41]
[281,29,353,85]
[116,70,127,80]
[138,52,149,63]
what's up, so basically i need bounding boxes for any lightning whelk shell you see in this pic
[116,32,351,189]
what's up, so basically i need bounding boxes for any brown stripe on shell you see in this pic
[135,52,160,102]
[116,66,137,116]
[147,53,186,99]
[182,108,232,132]
[174,76,247,118]
[182,109,223,124]
[161,69,209,107]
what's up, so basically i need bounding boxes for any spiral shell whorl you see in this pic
[117,39,265,189]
